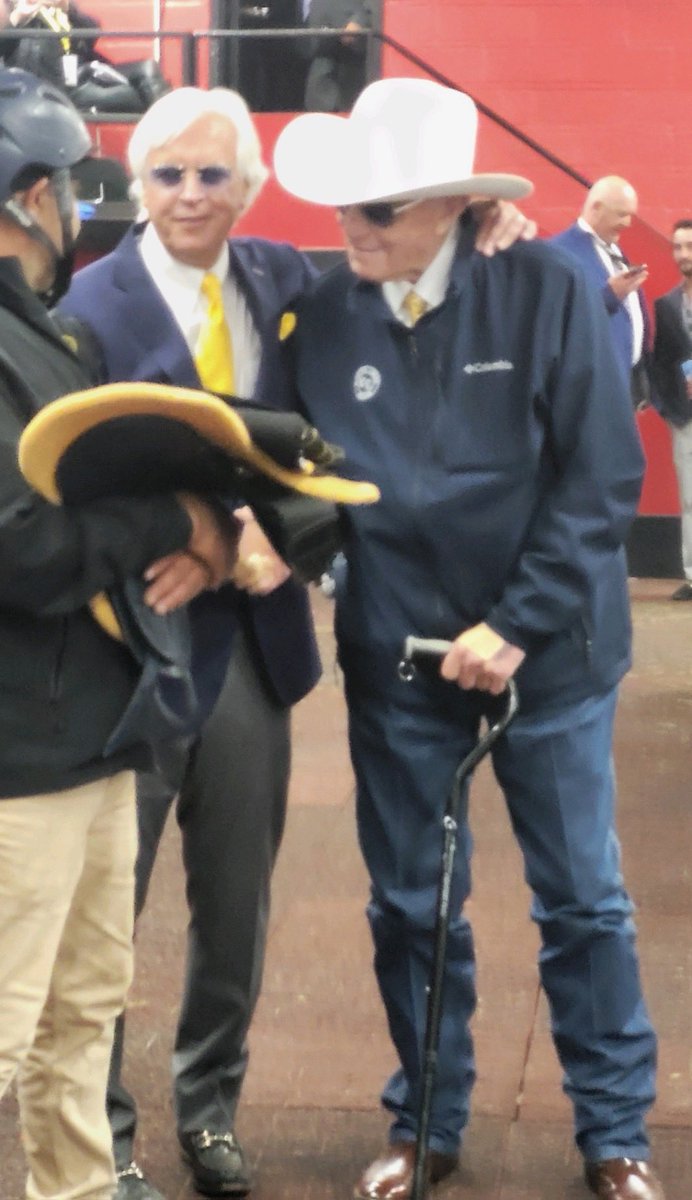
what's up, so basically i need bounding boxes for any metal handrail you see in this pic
[380,32,591,190]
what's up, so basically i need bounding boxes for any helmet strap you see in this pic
[2,168,76,305]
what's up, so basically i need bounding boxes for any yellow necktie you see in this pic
[195,273,235,394]
[402,289,428,327]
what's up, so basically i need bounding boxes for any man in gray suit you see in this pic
[652,219,692,599]
[60,86,321,1200]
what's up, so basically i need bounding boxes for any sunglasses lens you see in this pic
[149,166,232,188]
[150,165,184,187]
[360,203,396,228]
[197,166,232,186]
[337,201,417,226]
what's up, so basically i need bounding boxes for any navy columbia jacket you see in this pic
[287,222,645,710]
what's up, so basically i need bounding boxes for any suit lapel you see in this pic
[229,241,282,407]
[229,240,274,340]
[111,226,200,388]
[110,233,289,404]
[574,224,610,282]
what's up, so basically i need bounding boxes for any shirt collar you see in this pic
[382,223,460,321]
[139,223,230,292]
[578,215,620,256]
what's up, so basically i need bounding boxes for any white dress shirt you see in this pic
[382,225,460,326]
[139,223,262,398]
[578,216,644,365]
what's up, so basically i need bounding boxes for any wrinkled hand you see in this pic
[608,267,648,300]
[470,199,537,257]
[230,506,291,596]
[440,621,525,694]
[143,551,214,615]
[143,494,239,613]
[179,493,240,588]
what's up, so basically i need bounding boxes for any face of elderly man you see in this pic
[141,112,249,269]
[336,195,467,284]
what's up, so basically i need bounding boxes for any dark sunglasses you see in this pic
[337,199,421,228]
[149,165,233,189]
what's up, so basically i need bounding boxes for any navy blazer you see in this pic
[652,286,692,427]
[549,222,650,386]
[59,227,322,708]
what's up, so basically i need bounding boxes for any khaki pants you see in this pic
[0,773,137,1200]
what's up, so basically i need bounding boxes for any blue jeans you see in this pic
[345,673,656,1161]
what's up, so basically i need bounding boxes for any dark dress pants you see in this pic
[109,621,290,1165]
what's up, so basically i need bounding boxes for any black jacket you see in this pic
[652,286,692,428]
[0,4,100,92]
[0,257,192,796]
[302,0,373,112]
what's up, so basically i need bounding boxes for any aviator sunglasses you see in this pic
[337,198,422,228]
[148,165,234,189]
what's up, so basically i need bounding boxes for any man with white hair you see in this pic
[59,86,323,1200]
[274,79,664,1200]
[59,85,533,1200]
[551,175,652,407]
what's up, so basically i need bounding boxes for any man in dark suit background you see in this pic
[59,86,321,1200]
[236,0,308,111]
[651,219,692,600]
[550,175,652,408]
[302,0,373,112]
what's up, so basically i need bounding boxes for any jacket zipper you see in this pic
[50,617,68,706]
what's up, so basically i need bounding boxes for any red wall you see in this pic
[382,0,691,236]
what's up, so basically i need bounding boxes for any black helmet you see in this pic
[0,67,90,201]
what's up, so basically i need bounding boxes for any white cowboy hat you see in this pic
[273,77,533,207]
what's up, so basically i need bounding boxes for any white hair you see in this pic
[127,86,269,213]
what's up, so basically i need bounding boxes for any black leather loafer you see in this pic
[179,1130,252,1196]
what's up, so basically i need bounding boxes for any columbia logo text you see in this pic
[463,360,514,375]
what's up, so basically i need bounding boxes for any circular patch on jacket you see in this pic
[353,365,382,402]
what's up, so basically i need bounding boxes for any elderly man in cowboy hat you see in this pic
[273,78,664,1200]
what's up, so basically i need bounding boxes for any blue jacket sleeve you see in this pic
[485,265,644,648]
[602,282,622,314]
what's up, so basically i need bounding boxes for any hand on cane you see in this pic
[440,622,525,695]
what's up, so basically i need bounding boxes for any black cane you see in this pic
[398,636,519,1200]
